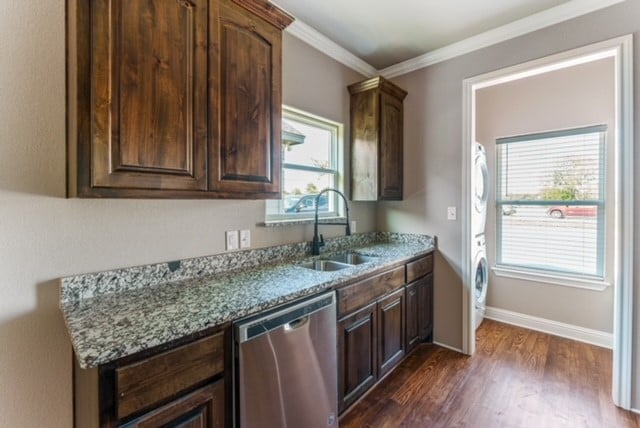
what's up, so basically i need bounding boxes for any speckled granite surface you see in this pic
[61,232,434,368]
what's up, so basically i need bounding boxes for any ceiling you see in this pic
[271,0,572,69]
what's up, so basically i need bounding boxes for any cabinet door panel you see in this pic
[210,0,282,196]
[418,273,434,340]
[338,303,377,413]
[350,90,379,201]
[378,288,405,377]
[379,92,403,200]
[90,0,207,191]
[405,282,420,353]
[123,381,224,428]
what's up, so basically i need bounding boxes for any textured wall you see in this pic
[0,2,369,426]
[476,58,615,333]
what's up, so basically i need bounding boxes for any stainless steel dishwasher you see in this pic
[234,291,338,428]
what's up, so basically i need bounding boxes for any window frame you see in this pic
[265,106,344,223]
[494,125,609,286]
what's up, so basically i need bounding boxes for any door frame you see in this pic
[460,34,634,409]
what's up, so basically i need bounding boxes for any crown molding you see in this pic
[285,0,624,79]
[285,20,378,78]
[380,0,625,78]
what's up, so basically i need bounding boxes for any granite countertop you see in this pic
[60,232,434,369]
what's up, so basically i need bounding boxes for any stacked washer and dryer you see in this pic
[472,143,489,330]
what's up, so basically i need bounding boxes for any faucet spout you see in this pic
[311,188,351,256]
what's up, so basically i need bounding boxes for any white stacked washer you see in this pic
[472,142,489,330]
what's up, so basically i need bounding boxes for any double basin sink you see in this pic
[300,252,377,272]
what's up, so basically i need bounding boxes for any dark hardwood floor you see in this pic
[341,319,639,428]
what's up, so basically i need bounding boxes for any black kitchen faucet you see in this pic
[311,188,351,255]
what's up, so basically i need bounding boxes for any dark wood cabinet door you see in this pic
[405,282,420,353]
[349,89,380,201]
[377,288,406,378]
[338,303,377,413]
[209,0,282,197]
[123,381,224,428]
[348,77,406,201]
[88,0,208,193]
[379,92,403,200]
[418,273,434,340]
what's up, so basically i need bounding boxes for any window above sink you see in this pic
[265,106,345,224]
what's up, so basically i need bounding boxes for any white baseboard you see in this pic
[484,306,613,349]
[631,408,640,415]
[433,341,464,354]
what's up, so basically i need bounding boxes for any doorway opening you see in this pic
[461,35,633,409]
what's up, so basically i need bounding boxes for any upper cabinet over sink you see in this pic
[349,76,407,201]
[67,0,293,198]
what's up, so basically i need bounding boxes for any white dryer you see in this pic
[472,142,489,238]
[473,236,488,330]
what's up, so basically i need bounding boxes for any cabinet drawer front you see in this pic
[338,266,404,317]
[406,254,433,283]
[116,333,224,420]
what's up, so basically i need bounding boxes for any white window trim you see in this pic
[491,266,610,291]
[265,106,344,224]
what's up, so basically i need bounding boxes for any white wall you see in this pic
[0,1,370,426]
[379,0,640,408]
[476,57,615,333]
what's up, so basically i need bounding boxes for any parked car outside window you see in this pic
[502,205,516,216]
[285,194,329,213]
[547,205,597,218]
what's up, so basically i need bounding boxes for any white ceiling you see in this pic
[271,0,573,69]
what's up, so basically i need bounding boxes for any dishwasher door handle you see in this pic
[284,316,309,331]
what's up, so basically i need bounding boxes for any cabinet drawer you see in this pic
[406,254,433,283]
[116,332,224,420]
[338,266,404,317]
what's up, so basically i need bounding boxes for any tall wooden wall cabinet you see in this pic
[349,77,407,201]
[67,0,293,198]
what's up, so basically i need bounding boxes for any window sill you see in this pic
[261,217,347,227]
[491,266,610,291]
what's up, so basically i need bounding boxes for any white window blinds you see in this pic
[496,125,606,279]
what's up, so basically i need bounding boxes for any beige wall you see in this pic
[0,1,369,425]
[379,0,640,408]
[476,58,615,333]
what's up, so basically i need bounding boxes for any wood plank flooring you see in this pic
[341,319,639,428]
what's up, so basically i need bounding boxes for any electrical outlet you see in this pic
[226,230,239,251]
[447,206,457,221]
[350,220,357,234]
[239,229,251,249]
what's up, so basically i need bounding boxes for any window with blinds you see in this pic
[496,125,606,279]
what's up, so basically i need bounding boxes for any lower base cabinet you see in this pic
[337,253,434,416]
[122,381,225,428]
[73,331,226,428]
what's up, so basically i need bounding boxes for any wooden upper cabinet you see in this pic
[209,0,283,196]
[349,77,407,201]
[67,0,293,198]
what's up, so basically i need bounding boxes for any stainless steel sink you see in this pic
[300,260,353,271]
[326,253,377,265]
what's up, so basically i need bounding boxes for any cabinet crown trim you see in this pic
[348,76,407,100]
[232,0,294,29]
